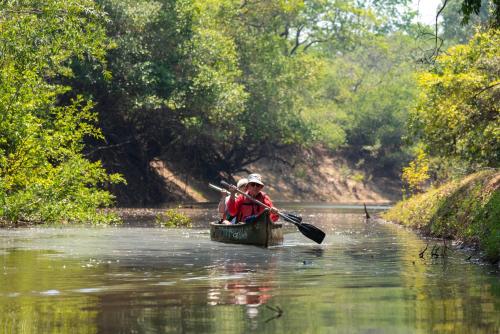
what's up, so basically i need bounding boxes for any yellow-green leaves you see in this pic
[0,0,122,225]
[402,146,430,194]
[411,28,499,168]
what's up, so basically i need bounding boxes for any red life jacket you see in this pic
[227,192,279,222]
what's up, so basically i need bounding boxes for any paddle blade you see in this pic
[281,213,325,244]
[297,223,326,244]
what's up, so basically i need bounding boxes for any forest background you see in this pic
[0,0,498,224]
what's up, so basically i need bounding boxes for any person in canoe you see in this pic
[226,173,279,224]
[218,178,248,224]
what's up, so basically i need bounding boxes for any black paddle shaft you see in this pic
[220,181,325,244]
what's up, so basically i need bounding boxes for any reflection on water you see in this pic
[207,260,276,325]
[0,206,499,334]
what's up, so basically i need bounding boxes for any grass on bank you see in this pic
[383,170,500,263]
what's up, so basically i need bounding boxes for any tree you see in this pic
[299,32,419,176]
[190,0,418,176]
[410,29,499,170]
[68,0,250,203]
[461,0,500,26]
[442,0,491,44]
[0,0,123,224]
[68,0,422,204]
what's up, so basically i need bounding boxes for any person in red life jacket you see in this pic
[226,173,279,223]
[218,178,248,224]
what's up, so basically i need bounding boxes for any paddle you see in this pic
[210,182,302,223]
[209,183,230,195]
[220,181,325,244]
[210,182,302,225]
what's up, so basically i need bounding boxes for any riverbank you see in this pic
[148,148,402,205]
[382,170,500,263]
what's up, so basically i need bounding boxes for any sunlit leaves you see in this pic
[182,24,247,128]
[402,146,430,194]
[0,0,122,224]
[411,29,499,168]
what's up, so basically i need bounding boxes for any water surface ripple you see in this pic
[0,205,498,334]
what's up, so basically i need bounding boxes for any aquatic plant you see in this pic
[156,209,192,228]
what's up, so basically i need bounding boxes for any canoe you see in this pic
[210,212,283,247]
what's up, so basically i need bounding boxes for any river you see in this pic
[0,204,498,333]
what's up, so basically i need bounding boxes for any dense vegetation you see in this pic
[384,170,499,262]
[389,4,499,263]
[75,0,423,205]
[0,1,124,225]
[1,0,498,224]
[412,29,498,167]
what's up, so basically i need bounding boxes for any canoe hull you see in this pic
[210,213,283,247]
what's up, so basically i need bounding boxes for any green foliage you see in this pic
[460,0,500,27]
[402,146,430,194]
[155,208,192,228]
[299,58,349,150]
[71,0,251,185]
[302,33,418,175]
[473,189,500,261]
[351,172,365,183]
[410,29,499,169]
[0,0,123,225]
[442,0,491,44]
[383,170,500,263]
[79,0,421,187]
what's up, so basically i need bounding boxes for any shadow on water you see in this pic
[0,204,499,333]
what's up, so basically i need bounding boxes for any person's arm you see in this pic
[226,188,240,217]
[217,193,227,218]
[263,195,280,222]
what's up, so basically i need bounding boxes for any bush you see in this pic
[156,209,192,228]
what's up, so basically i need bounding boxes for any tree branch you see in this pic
[470,82,500,99]
[289,25,304,56]
[85,139,134,157]
[433,0,448,59]
[280,23,289,38]
[303,38,329,52]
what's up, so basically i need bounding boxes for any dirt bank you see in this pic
[149,149,401,204]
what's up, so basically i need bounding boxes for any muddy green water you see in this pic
[0,205,498,334]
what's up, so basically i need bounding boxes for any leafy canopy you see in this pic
[0,0,123,225]
[410,29,499,169]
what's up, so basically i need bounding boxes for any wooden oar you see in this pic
[209,183,230,195]
[220,181,325,244]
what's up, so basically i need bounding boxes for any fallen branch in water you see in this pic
[419,243,429,258]
[363,203,370,219]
